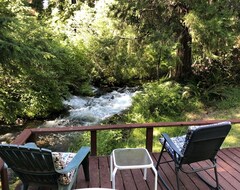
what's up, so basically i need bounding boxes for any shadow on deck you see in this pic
[13,147,240,190]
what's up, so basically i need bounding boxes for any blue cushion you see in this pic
[52,152,76,185]
[160,135,186,160]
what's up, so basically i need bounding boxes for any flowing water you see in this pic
[0,87,139,147]
[0,87,140,184]
[41,87,139,128]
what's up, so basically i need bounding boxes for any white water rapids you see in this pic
[42,87,139,128]
[0,87,139,149]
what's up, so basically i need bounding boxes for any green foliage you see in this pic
[0,0,91,124]
[110,0,240,81]
[40,0,240,88]
[1,0,240,125]
[68,130,131,156]
[97,130,130,155]
[67,0,150,86]
[45,0,175,87]
[126,80,201,123]
[184,1,239,90]
[211,87,240,110]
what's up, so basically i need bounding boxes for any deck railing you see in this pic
[1,119,240,190]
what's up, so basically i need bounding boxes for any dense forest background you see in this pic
[1,0,240,125]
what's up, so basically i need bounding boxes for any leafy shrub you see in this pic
[213,87,240,109]
[69,129,130,156]
[127,80,198,123]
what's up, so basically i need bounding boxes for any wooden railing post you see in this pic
[91,130,97,156]
[1,163,9,190]
[146,127,153,153]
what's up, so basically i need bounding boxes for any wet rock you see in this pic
[0,133,16,144]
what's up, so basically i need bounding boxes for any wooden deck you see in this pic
[14,147,240,190]
[84,147,240,190]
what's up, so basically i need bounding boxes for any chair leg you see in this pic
[156,141,171,190]
[192,159,221,190]
[82,156,90,181]
[155,141,166,169]
[213,159,220,190]
[175,166,180,190]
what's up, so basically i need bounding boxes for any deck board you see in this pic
[13,147,240,190]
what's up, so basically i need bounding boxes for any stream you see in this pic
[42,86,139,127]
[0,87,139,149]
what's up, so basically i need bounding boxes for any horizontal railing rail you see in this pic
[1,119,240,190]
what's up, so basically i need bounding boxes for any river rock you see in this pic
[0,133,16,144]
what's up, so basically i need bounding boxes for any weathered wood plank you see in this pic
[131,169,149,190]
[152,153,176,190]
[76,165,89,189]
[99,156,112,188]
[217,150,240,189]
[120,169,137,190]
[113,165,125,190]
[88,156,100,188]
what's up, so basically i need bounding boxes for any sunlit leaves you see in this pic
[0,0,91,124]
[127,81,198,122]
[184,8,237,53]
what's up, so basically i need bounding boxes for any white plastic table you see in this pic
[110,148,158,190]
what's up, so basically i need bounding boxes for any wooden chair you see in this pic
[0,142,90,190]
[156,121,231,190]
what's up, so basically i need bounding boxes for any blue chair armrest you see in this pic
[23,142,38,148]
[162,133,184,158]
[56,146,90,174]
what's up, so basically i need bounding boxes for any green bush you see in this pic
[127,80,199,123]
[68,130,131,156]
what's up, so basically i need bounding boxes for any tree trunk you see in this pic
[156,48,161,80]
[175,26,192,81]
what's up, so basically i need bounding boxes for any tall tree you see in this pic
[110,0,240,82]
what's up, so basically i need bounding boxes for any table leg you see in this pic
[112,168,117,189]
[152,166,158,190]
[110,154,113,181]
[143,168,147,180]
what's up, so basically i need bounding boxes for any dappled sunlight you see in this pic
[128,128,146,148]
[223,135,238,148]
[153,128,162,136]
[223,124,240,148]
[184,107,206,121]
[153,129,162,152]
[214,110,240,120]
[235,113,240,118]
[185,112,203,120]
